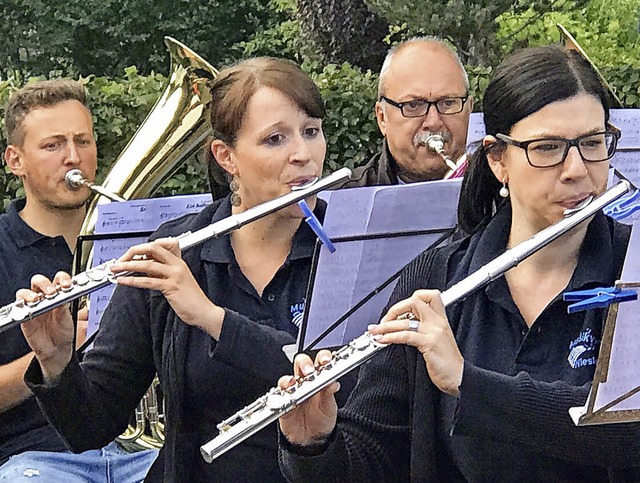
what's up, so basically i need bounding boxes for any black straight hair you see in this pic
[457,46,612,234]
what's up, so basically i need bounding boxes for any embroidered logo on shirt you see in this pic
[568,328,599,369]
[290,299,305,328]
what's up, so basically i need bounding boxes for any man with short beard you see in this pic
[0,80,156,482]
[343,37,473,187]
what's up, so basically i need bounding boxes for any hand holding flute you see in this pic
[109,238,225,338]
[277,350,339,446]
[278,289,464,447]
[18,238,228,383]
[18,274,75,384]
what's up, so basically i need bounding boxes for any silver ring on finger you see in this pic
[398,311,420,331]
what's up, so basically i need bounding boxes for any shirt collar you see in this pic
[381,139,400,185]
[468,206,616,289]
[201,195,326,264]
[5,198,55,248]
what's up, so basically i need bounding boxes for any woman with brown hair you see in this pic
[18,57,329,482]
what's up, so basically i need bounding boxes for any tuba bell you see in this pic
[77,35,218,269]
[76,36,218,451]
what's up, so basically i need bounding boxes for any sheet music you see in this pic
[94,194,212,235]
[592,298,640,412]
[611,109,640,150]
[611,151,640,190]
[299,180,461,351]
[303,232,450,349]
[87,193,212,336]
[467,112,485,147]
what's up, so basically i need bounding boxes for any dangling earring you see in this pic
[229,177,241,207]
[499,179,509,198]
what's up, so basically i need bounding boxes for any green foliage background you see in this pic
[497,0,640,68]
[0,0,639,211]
[0,0,287,77]
[2,57,638,211]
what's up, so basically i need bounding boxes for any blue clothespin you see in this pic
[298,200,336,253]
[563,286,638,314]
[603,189,640,220]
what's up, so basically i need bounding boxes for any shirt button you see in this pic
[266,293,276,302]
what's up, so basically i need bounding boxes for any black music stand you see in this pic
[74,230,153,354]
[296,228,455,353]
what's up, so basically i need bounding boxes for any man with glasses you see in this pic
[344,37,473,187]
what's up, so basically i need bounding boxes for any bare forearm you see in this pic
[0,352,35,412]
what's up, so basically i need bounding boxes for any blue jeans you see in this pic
[0,442,157,482]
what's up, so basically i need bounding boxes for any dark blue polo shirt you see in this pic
[180,197,348,481]
[0,199,71,464]
[440,207,632,481]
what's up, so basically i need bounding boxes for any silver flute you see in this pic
[0,168,352,334]
[200,179,632,463]
[65,169,127,202]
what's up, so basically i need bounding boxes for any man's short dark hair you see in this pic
[4,80,89,146]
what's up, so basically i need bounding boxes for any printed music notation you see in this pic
[467,112,486,147]
[95,194,212,235]
[87,193,212,337]
[610,110,640,150]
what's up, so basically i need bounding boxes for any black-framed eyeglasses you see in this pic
[495,129,621,168]
[380,95,468,117]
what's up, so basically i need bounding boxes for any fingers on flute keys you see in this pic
[16,272,73,305]
[277,350,340,394]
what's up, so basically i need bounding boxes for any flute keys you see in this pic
[9,301,30,322]
[265,392,292,412]
[59,283,74,293]
[74,272,90,286]
[87,266,107,282]
[26,295,43,307]
[353,334,371,351]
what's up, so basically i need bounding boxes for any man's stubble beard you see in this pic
[395,134,451,182]
[41,192,91,212]
[395,158,448,183]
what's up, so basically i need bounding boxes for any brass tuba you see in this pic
[77,36,217,451]
[78,35,218,268]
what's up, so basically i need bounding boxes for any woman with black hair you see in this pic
[278,46,640,481]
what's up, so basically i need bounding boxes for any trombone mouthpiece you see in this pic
[65,169,86,190]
